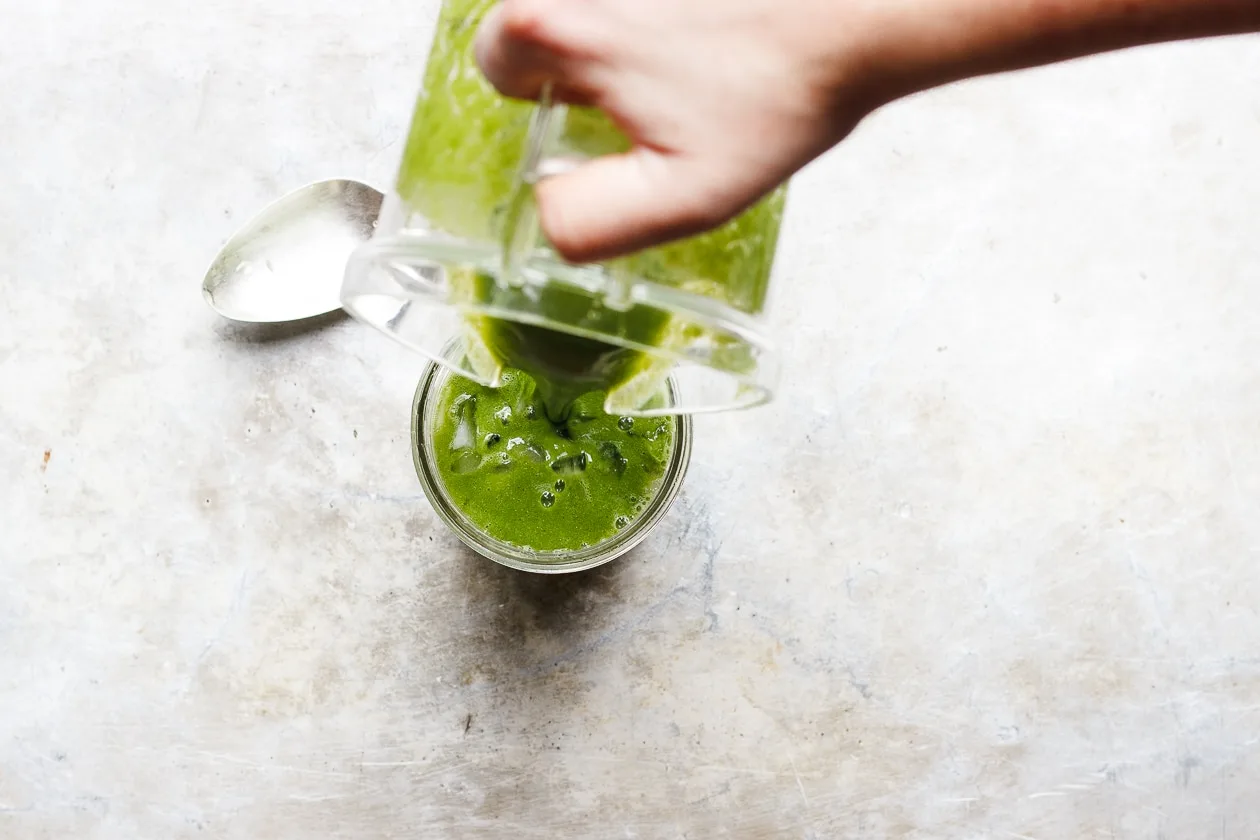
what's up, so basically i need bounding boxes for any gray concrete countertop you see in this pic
[3,1,1259,837]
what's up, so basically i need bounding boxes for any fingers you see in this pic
[474,1,551,100]
[535,150,749,263]
[475,0,760,261]
[474,0,601,105]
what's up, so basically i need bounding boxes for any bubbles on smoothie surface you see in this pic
[430,364,676,551]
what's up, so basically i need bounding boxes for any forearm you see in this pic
[475,0,1260,259]
[858,0,1260,104]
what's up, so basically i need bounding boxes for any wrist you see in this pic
[845,0,1057,108]
[851,0,1260,108]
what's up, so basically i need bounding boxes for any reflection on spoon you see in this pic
[202,179,384,324]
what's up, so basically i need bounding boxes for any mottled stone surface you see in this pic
[3,2,1260,837]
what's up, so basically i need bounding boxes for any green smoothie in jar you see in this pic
[411,347,692,569]
[430,368,676,552]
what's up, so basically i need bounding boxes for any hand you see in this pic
[475,0,883,263]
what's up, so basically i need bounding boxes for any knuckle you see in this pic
[498,0,561,44]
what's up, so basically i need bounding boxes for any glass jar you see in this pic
[412,344,694,574]
[342,0,788,418]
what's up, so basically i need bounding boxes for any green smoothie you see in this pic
[430,367,676,552]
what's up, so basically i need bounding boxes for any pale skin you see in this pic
[473,0,1260,263]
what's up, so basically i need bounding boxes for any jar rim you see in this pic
[410,345,694,574]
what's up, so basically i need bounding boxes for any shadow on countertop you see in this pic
[451,543,632,635]
[386,496,702,718]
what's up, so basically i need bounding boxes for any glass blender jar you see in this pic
[341,0,788,418]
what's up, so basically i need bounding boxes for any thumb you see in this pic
[534,148,741,264]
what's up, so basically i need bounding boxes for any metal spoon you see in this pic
[203,179,384,323]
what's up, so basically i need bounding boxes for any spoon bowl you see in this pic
[203,179,384,323]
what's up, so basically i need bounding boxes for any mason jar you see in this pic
[411,342,694,573]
